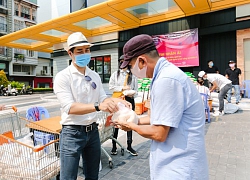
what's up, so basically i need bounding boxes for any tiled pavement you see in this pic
[74,108,250,180]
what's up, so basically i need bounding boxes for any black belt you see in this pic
[62,122,98,132]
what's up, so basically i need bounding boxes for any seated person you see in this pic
[196,77,210,98]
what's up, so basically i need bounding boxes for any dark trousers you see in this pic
[112,96,135,148]
[60,126,100,180]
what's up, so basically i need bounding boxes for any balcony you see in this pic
[0,23,7,34]
[21,13,31,20]
[14,53,25,62]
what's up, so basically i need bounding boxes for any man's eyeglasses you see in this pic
[85,76,97,89]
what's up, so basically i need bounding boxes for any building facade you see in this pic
[0,0,12,77]
[8,0,38,86]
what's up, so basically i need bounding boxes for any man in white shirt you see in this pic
[54,32,130,180]
[198,71,232,116]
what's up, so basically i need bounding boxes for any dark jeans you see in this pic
[60,126,101,180]
[219,83,232,112]
[112,96,135,147]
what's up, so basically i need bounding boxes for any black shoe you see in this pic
[127,147,138,156]
[111,147,117,155]
[236,102,239,105]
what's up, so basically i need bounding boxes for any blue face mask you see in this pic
[209,62,214,67]
[74,53,91,67]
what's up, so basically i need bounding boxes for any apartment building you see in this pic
[0,0,11,77]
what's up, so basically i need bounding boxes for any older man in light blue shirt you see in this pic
[114,34,208,180]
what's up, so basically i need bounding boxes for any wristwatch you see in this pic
[94,102,100,111]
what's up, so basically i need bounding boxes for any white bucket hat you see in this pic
[198,71,206,78]
[66,32,93,51]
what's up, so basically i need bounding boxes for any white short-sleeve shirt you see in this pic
[207,73,231,90]
[54,65,107,125]
[150,58,208,180]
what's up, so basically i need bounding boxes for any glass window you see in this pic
[13,65,21,72]
[22,65,30,72]
[26,50,34,57]
[14,19,24,31]
[0,0,7,8]
[88,55,111,83]
[0,63,6,70]
[43,66,48,73]
[14,3,19,16]
[0,46,6,55]
[0,16,6,32]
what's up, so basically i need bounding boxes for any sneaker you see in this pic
[111,147,117,155]
[212,111,224,116]
[127,147,138,156]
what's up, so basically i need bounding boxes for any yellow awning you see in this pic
[0,0,250,53]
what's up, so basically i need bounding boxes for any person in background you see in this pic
[198,71,232,116]
[109,55,138,156]
[114,34,208,180]
[205,60,219,74]
[204,60,219,88]
[54,32,130,180]
[225,60,242,105]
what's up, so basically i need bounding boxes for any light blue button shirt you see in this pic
[150,57,208,180]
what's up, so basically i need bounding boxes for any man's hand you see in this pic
[113,117,134,131]
[122,85,130,90]
[99,98,119,113]
[111,98,132,109]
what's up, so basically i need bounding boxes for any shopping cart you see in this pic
[96,111,124,169]
[0,107,60,180]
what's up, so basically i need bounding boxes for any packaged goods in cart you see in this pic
[112,102,138,124]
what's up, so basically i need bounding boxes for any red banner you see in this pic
[152,28,199,67]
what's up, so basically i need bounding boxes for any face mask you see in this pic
[229,63,235,68]
[203,77,207,80]
[74,53,91,67]
[209,62,213,67]
[131,58,147,79]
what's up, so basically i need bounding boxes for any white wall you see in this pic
[236,4,250,18]
[37,58,51,76]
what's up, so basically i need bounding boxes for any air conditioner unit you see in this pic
[41,70,45,75]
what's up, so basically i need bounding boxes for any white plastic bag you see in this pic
[112,102,138,124]
[17,132,34,147]
[224,103,239,114]
[123,90,136,96]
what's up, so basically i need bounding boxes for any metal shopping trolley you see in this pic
[96,111,124,169]
[0,107,60,180]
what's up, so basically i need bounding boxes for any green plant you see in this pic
[0,70,9,87]
[32,88,53,92]
[9,81,25,88]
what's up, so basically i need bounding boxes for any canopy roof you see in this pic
[0,0,249,53]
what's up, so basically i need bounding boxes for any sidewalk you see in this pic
[75,109,250,180]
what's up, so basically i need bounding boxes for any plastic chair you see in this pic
[200,93,211,123]
[26,106,50,121]
[240,80,250,99]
